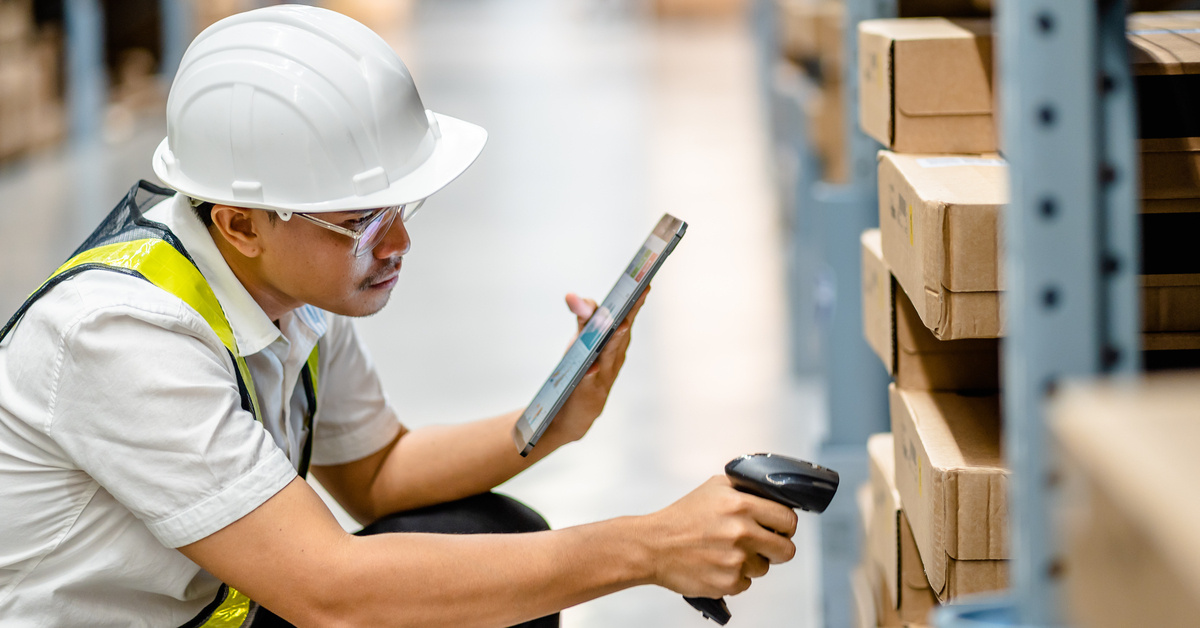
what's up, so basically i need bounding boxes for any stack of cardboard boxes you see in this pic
[778,0,848,182]
[0,0,63,163]
[854,16,1007,628]
[851,11,1200,627]
[1127,13,1200,368]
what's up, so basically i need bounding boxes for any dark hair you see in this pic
[191,198,276,227]
[192,199,216,227]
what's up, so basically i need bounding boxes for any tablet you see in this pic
[512,214,687,456]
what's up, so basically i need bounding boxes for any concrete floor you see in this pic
[0,1,826,626]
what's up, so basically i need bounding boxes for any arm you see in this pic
[313,291,646,523]
[178,473,798,628]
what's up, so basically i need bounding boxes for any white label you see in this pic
[916,157,1007,168]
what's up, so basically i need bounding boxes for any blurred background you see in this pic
[0,0,825,626]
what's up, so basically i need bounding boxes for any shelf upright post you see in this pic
[998,0,1140,625]
[64,0,106,145]
[160,0,192,81]
[813,0,896,448]
[808,1,895,626]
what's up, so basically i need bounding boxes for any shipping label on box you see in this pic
[858,18,995,153]
[889,384,1009,601]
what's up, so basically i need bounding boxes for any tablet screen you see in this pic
[512,214,687,455]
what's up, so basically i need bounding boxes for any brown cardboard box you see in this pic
[1142,138,1200,200]
[866,434,898,600]
[876,151,1006,339]
[895,289,999,390]
[811,81,849,183]
[851,566,879,628]
[780,0,843,82]
[655,0,746,18]
[1144,274,1200,331]
[867,433,940,623]
[1052,373,1200,628]
[862,229,895,373]
[889,385,1009,602]
[1128,14,1200,197]
[862,228,1000,389]
[858,18,995,154]
[879,151,1200,339]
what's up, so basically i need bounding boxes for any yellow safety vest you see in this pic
[0,181,320,628]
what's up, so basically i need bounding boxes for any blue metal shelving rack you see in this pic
[936,1,1141,626]
[759,0,1141,625]
[757,0,896,624]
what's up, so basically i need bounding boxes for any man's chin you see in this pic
[322,290,394,318]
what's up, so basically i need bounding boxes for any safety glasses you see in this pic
[295,200,424,257]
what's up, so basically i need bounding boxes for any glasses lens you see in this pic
[400,199,425,223]
[354,206,399,257]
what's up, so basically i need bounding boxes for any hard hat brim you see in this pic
[152,110,487,213]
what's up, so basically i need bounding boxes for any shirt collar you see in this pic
[144,194,328,356]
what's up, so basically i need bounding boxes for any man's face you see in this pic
[254,208,412,318]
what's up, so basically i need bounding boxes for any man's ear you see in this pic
[210,204,265,258]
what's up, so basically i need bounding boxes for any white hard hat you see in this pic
[153,4,486,213]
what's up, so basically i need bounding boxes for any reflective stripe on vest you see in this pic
[50,238,267,420]
[0,181,321,628]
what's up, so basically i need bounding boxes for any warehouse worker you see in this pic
[0,6,797,628]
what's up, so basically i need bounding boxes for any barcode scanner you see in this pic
[684,453,840,625]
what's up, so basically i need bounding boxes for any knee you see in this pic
[359,492,550,536]
[486,493,551,534]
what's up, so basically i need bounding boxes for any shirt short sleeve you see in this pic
[309,315,403,467]
[41,274,297,548]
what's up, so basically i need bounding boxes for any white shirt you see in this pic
[0,193,403,626]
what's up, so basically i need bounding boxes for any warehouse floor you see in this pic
[0,1,827,625]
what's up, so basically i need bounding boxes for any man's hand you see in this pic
[540,288,650,446]
[639,476,799,598]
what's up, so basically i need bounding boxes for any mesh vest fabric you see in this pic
[0,181,319,627]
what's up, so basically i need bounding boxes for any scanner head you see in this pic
[724,453,839,513]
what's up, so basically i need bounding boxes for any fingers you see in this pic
[564,293,598,330]
[749,496,799,539]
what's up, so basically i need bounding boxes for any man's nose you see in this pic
[374,216,412,259]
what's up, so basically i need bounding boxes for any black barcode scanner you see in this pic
[684,453,840,625]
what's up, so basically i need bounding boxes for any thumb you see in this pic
[565,293,597,320]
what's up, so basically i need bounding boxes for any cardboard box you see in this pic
[1144,274,1200,332]
[858,18,995,154]
[862,228,896,373]
[780,0,843,83]
[655,0,746,18]
[889,385,1009,602]
[811,81,849,183]
[867,433,940,623]
[851,566,879,628]
[1127,14,1200,200]
[879,151,1200,339]
[1052,373,1200,628]
[1143,331,1200,370]
[877,151,1006,339]
[862,228,1000,389]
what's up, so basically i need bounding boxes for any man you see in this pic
[0,6,797,627]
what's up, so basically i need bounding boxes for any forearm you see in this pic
[360,410,572,518]
[327,516,653,627]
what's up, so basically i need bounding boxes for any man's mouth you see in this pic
[362,260,402,290]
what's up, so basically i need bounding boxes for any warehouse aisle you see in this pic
[0,1,824,626]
